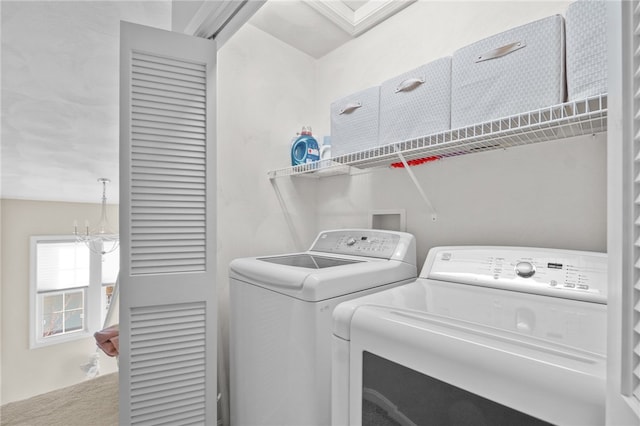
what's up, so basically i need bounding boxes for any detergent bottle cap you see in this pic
[301,126,312,136]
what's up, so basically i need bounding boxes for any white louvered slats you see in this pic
[130,51,207,275]
[632,0,640,407]
[130,303,207,425]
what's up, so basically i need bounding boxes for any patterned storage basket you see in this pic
[451,15,566,129]
[379,57,451,145]
[330,86,380,158]
[565,0,607,100]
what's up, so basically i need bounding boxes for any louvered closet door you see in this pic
[607,0,640,424]
[630,0,640,414]
[119,22,216,425]
[626,0,640,417]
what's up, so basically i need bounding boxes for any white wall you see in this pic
[216,0,606,416]
[216,21,319,400]
[311,1,606,267]
[0,199,119,404]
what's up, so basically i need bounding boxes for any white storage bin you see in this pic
[451,15,565,129]
[379,57,451,145]
[565,0,607,100]
[330,86,380,158]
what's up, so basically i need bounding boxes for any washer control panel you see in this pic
[310,229,414,261]
[425,246,607,304]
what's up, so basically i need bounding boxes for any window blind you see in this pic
[36,241,90,291]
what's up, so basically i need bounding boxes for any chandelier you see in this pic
[74,178,119,255]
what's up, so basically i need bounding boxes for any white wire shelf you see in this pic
[268,94,608,179]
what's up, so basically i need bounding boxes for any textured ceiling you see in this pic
[0,0,407,203]
[1,1,171,203]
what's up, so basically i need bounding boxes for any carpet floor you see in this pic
[1,373,118,426]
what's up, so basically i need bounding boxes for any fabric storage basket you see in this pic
[565,0,607,100]
[451,14,565,129]
[330,86,380,158]
[379,57,451,145]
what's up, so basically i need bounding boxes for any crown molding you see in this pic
[303,0,415,37]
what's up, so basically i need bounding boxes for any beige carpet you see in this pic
[0,373,118,426]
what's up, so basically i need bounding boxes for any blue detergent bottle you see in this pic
[291,126,320,166]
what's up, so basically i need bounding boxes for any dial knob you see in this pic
[346,237,357,246]
[515,261,536,278]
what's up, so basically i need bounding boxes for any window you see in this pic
[30,236,119,348]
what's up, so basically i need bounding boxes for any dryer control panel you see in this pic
[310,229,415,263]
[424,246,607,304]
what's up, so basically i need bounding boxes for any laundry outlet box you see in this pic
[330,86,380,158]
[379,57,451,145]
[451,14,566,129]
[565,0,607,100]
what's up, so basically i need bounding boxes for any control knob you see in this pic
[346,237,357,246]
[515,261,536,278]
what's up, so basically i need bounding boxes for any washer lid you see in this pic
[229,254,416,302]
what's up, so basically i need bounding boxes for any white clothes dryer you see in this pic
[332,246,607,426]
[229,229,416,426]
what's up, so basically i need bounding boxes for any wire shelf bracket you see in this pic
[394,146,437,220]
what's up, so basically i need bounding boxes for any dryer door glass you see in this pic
[362,351,552,426]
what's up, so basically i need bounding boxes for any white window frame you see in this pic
[29,235,118,349]
[37,287,86,340]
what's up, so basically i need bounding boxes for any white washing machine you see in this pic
[229,229,417,426]
[332,246,607,426]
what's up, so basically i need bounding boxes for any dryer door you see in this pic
[347,306,606,426]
